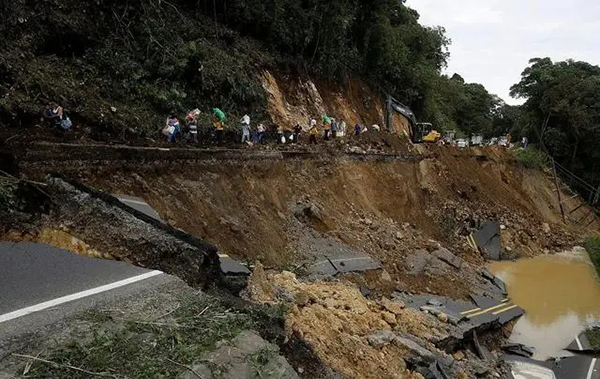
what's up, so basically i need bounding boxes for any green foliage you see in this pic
[585,235,600,277]
[422,74,510,136]
[515,147,547,170]
[0,177,17,211]
[0,0,513,142]
[510,58,600,192]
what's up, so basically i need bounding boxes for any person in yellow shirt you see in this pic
[309,119,318,144]
[213,115,224,145]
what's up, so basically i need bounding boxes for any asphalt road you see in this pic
[0,241,158,319]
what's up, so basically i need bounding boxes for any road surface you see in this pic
[0,241,165,342]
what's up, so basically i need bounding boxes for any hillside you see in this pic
[1,0,509,145]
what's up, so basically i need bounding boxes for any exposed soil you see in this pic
[7,139,588,302]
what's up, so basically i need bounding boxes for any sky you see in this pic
[407,0,600,104]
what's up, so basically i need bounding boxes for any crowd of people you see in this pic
[162,108,373,146]
[40,103,376,145]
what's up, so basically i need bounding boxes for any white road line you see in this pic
[0,270,162,324]
[586,358,597,379]
[117,198,149,206]
[576,335,584,350]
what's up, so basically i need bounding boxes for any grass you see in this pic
[515,147,548,170]
[585,235,600,277]
[19,294,276,378]
[586,328,600,350]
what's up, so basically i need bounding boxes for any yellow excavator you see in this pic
[385,96,441,143]
[413,122,442,143]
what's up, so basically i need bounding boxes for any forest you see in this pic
[0,0,598,190]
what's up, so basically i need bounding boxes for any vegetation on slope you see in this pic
[510,58,600,195]
[585,235,600,277]
[1,0,508,142]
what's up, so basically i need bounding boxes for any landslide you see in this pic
[46,142,589,300]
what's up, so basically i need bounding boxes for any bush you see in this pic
[585,235,600,276]
[0,177,17,211]
[516,147,548,170]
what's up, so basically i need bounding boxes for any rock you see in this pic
[393,336,436,363]
[381,311,397,326]
[427,298,443,307]
[500,224,507,230]
[294,290,310,306]
[395,231,404,240]
[110,106,117,113]
[480,269,495,281]
[380,269,392,282]
[453,351,465,361]
[180,363,213,379]
[244,262,275,303]
[542,223,551,234]
[359,286,372,298]
[367,330,397,348]
[362,218,373,226]
[380,298,405,315]
[437,313,448,323]
[432,248,464,269]
[183,330,299,379]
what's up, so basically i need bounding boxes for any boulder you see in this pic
[367,330,397,349]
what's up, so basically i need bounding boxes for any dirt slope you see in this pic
[44,141,586,300]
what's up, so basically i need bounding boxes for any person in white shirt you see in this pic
[241,114,251,143]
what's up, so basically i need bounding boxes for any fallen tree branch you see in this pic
[12,354,118,378]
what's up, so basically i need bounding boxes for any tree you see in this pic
[511,57,600,189]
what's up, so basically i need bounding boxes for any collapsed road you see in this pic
[0,241,167,345]
[4,177,225,289]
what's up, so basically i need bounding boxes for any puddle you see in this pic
[490,247,600,360]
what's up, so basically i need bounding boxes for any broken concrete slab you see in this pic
[406,249,451,276]
[471,221,502,260]
[502,343,534,358]
[432,248,464,269]
[116,192,251,278]
[114,194,164,222]
[396,292,524,353]
[42,178,222,288]
[394,335,437,364]
[330,256,381,273]
[180,330,299,379]
[504,354,600,379]
[219,255,252,276]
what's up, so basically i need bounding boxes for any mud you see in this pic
[490,247,600,360]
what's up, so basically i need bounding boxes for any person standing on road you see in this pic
[293,123,302,144]
[186,114,199,144]
[309,120,318,144]
[339,120,347,136]
[241,114,251,143]
[331,118,338,139]
[354,123,361,136]
[322,115,331,141]
[213,115,224,145]
[256,123,265,144]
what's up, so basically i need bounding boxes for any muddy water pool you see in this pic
[490,247,600,360]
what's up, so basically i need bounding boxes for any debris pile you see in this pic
[247,269,510,378]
